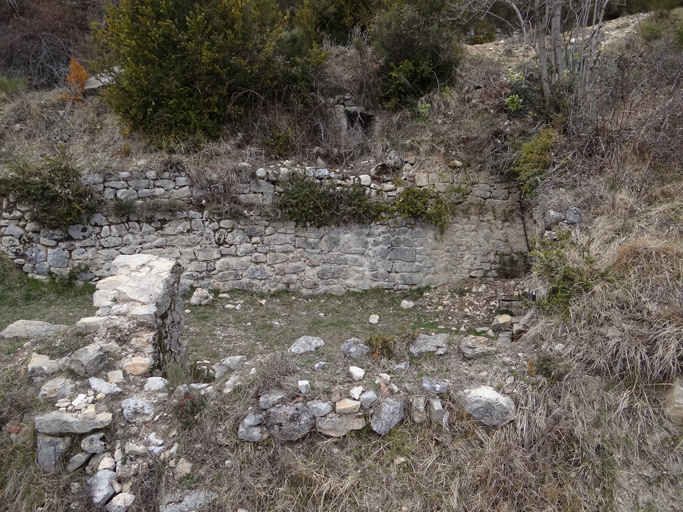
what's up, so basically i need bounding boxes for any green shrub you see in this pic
[529,234,608,316]
[372,0,462,109]
[0,155,96,228]
[309,0,375,43]
[94,0,324,147]
[366,334,396,358]
[640,21,664,41]
[393,186,450,232]
[0,76,26,97]
[277,172,377,226]
[508,128,555,195]
[505,94,523,113]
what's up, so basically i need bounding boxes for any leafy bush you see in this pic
[94,0,324,146]
[277,172,377,226]
[0,155,96,227]
[640,21,664,41]
[393,186,450,232]
[309,0,375,44]
[372,0,462,108]
[505,94,523,113]
[508,128,555,195]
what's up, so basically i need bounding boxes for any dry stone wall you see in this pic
[0,165,530,293]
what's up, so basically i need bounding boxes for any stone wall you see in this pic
[0,165,530,293]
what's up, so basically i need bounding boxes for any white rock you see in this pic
[298,380,311,394]
[144,377,169,391]
[400,300,414,309]
[350,386,363,399]
[369,315,379,324]
[288,336,325,354]
[106,493,136,512]
[459,386,516,427]
[349,366,365,381]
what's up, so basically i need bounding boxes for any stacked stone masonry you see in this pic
[1,166,529,293]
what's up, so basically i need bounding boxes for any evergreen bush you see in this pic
[372,0,462,109]
[94,0,324,146]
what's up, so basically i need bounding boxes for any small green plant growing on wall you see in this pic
[508,128,555,195]
[0,154,96,227]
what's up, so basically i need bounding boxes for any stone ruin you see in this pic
[0,254,536,512]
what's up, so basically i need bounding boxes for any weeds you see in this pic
[0,154,96,228]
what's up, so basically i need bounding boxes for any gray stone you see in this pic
[459,335,496,359]
[81,433,107,454]
[89,377,122,396]
[400,300,415,309]
[565,206,582,224]
[121,397,154,423]
[260,390,286,409]
[370,398,404,435]
[428,398,444,422]
[106,493,136,512]
[341,338,370,358]
[69,344,108,376]
[27,353,64,379]
[68,225,96,240]
[412,396,427,423]
[0,320,68,339]
[263,403,315,442]
[77,316,106,334]
[491,314,512,332]
[409,334,449,356]
[359,390,378,408]
[288,335,324,354]
[34,411,113,434]
[213,356,246,379]
[36,433,71,472]
[144,377,169,391]
[544,210,565,228]
[85,452,110,475]
[66,452,92,473]
[47,248,69,268]
[316,413,366,437]
[25,245,47,263]
[4,224,24,237]
[238,413,269,442]
[189,288,213,306]
[459,386,516,427]
[38,377,74,400]
[160,490,218,512]
[422,376,449,394]
[87,469,118,506]
[307,400,333,417]
[40,228,66,241]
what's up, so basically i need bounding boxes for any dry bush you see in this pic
[0,0,99,88]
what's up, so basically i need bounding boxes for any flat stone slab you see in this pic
[1,320,68,339]
[459,335,496,359]
[316,413,366,437]
[34,411,113,435]
[409,333,449,356]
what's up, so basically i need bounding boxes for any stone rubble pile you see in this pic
[20,255,194,511]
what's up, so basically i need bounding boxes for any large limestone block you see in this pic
[0,320,68,339]
[34,411,113,434]
[316,413,366,437]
